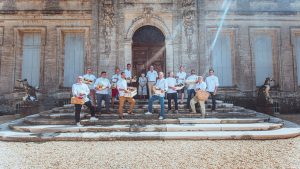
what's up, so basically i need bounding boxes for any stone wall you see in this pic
[0,0,300,113]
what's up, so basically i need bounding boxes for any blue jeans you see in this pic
[187,89,195,108]
[96,94,110,113]
[148,95,165,118]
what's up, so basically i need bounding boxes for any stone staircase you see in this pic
[0,100,299,141]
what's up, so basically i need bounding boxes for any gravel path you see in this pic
[0,137,299,169]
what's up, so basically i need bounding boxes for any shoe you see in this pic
[190,111,196,114]
[76,122,83,127]
[167,110,172,114]
[158,116,164,120]
[128,111,135,115]
[119,115,124,119]
[145,112,152,115]
[174,110,179,114]
[90,117,98,121]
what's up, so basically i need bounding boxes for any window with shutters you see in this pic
[212,34,233,87]
[63,33,85,87]
[21,32,41,87]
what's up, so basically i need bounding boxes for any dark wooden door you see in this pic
[132,45,166,77]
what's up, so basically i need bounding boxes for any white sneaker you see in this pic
[145,112,152,115]
[76,122,83,127]
[158,116,164,120]
[90,117,98,121]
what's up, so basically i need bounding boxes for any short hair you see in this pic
[101,71,106,75]
[121,72,125,75]
[86,67,92,70]
[209,68,214,72]
[127,63,131,66]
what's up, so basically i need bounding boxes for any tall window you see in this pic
[253,35,273,86]
[63,33,84,87]
[212,34,233,86]
[296,36,300,86]
[22,32,41,87]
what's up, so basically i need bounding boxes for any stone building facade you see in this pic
[0,0,300,113]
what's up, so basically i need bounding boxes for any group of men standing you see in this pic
[71,64,219,126]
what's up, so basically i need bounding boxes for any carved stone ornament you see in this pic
[102,1,115,57]
[182,0,195,59]
[143,7,153,21]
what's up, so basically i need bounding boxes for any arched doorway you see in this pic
[132,25,166,77]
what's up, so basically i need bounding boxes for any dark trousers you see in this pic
[167,93,178,110]
[187,89,195,108]
[209,92,216,110]
[96,94,110,113]
[75,101,95,123]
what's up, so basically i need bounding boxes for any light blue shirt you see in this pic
[195,82,207,91]
[166,77,177,93]
[117,78,127,96]
[154,78,168,97]
[94,77,111,94]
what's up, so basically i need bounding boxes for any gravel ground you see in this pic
[0,137,299,169]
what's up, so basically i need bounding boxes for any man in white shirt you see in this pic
[124,63,132,79]
[190,76,207,117]
[205,68,219,111]
[145,72,168,120]
[111,68,121,108]
[83,68,97,106]
[146,65,158,98]
[94,71,111,114]
[72,76,98,126]
[176,66,187,104]
[117,72,136,119]
[166,72,178,114]
[185,69,198,108]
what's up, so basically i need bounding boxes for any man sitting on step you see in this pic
[145,72,168,120]
[190,76,207,118]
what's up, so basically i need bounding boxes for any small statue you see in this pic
[16,79,38,101]
[256,77,274,115]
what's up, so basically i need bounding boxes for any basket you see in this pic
[195,90,210,101]
[71,97,85,105]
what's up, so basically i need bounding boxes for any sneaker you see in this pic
[76,122,83,127]
[145,112,152,115]
[167,110,172,114]
[90,117,98,121]
[174,110,179,114]
[158,116,164,120]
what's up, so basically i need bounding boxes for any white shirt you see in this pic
[195,82,207,91]
[124,69,132,79]
[94,77,111,94]
[72,83,90,102]
[83,74,97,89]
[139,77,147,86]
[176,71,187,84]
[146,70,158,82]
[205,75,219,92]
[166,77,177,93]
[111,74,121,83]
[117,78,127,97]
[186,74,198,90]
[154,78,168,97]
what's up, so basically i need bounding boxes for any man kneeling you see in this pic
[190,76,207,118]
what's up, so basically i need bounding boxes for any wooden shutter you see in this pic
[254,35,273,86]
[296,36,300,86]
[212,34,233,86]
[63,33,84,87]
[22,32,41,87]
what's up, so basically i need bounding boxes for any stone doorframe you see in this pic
[124,16,174,73]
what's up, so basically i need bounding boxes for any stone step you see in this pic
[39,110,254,120]
[9,123,283,133]
[0,128,299,141]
